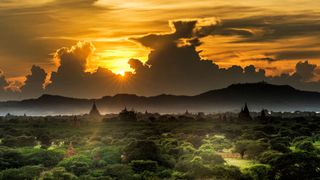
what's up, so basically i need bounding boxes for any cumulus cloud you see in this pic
[129,19,320,95]
[2,18,320,100]
[294,61,317,81]
[45,42,124,98]
[20,65,47,98]
[129,20,268,95]
[0,71,8,93]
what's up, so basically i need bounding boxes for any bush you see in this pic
[270,143,291,153]
[186,135,203,148]
[292,136,312,145]
[211,165,244,180]
[91,146,122,164]
[124,140,161,162]
[198,143,215,154]
[103,164,134,179]
[39,167,77,180]
[234,140,269,159]
[58,155,93,176]
[199,152,225,165]
[130,160,158,173]
[133,170,158,179]
[2,135,37,147]
[157,169,172,178]
[269,152,320,179]
[0,165,44,180]
[209,137,232,152]
[178,141,196,154]
[188,161,215,179]
[243,164,271,180]
[258,151,282,164]
[296,141,315,152]
[0,148,23,170]
[270,137,291,147]
[24,149,64,167]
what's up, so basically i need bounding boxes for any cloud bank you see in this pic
[1,19,320,100]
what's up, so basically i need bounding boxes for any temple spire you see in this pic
[89,101,101,117]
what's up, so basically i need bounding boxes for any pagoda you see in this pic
[238,103,252,121]
[89,101,102,119]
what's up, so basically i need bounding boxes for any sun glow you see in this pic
[117,70,126,76]
[86,43,148,75]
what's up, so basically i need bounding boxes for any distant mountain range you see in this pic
[1,82,320,115]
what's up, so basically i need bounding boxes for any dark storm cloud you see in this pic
[220,14,320,42]
[294,61,317,81]
[266,61,320,93]
[129,21,269,95]
[20,65,47,98]
[0,71,8,93]
[131,20,197,49]
[270,50,320,60]
[241,57,277,63]
[130,20,320,94]
[241,50,320,63]
[0,65,48,100]
[196,21,254,38]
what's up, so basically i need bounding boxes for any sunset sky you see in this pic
[0,0,320,100]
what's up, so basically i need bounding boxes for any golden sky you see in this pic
[0,0,320,82]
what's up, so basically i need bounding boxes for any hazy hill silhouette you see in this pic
[1,82,320,115]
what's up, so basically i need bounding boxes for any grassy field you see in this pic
[224,158,256,170]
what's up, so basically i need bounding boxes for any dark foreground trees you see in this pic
[269,152,320,180]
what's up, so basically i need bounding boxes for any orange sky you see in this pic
[0,0,320,82]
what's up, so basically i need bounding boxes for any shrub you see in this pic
[270,137,291,147]
[209,137,232,152]
[130,160,158,173]
[0,165,44,180]
[103,164,134,180]
[186,135,203,148]
[296,141,315,152]
[2,135,37,147]
[270,143,291,153]
[24,149,64,167]
[199,152,225,165]
[292,136,312,145]
[39,167,77,180]
[243,164,271,180]
[211,165,244,180]
[133,170,158,179]
[234,140,269,159]
[269,152,320,179]
[91,146,122,164]
[58,155,93,176]
[124,140,161,162]
[0,148,23,170]
[198,143,215,154]
[258,151,282,164]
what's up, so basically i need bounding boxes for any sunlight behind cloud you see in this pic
[88,45,149,75]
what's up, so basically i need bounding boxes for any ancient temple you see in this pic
[89,101,102,118]
[238,103,253,121]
